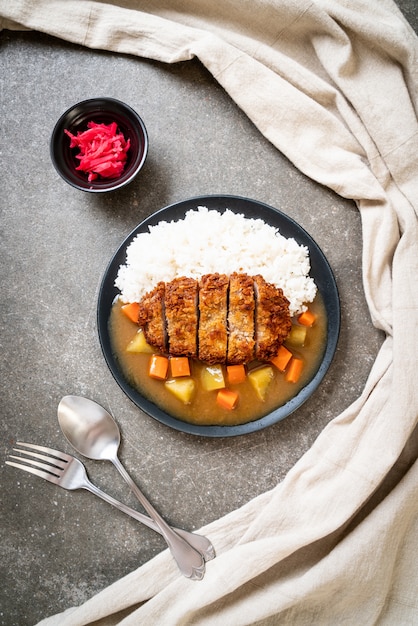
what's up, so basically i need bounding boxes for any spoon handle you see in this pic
[80,477,215,561]
[112,455,206,580]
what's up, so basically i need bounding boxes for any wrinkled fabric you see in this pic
[1,1,417,624]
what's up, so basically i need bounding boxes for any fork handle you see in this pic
[83,479,214,562]
[111,456,205,580]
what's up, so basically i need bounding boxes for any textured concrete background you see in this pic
[1,4,416,625]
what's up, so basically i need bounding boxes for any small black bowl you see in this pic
[50,97,148,192]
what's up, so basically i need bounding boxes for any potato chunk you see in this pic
[126,329,154,353]
[201,365,225,391]
[285,325,307,347]
[165,378,195,404]
[248,366,274,401]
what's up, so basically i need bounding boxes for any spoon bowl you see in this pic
[58,395,121,461]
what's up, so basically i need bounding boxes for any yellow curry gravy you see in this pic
[109,294,327,426]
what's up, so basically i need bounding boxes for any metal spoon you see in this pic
[57,395,212,579]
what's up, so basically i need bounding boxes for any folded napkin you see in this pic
[1,1,417,624]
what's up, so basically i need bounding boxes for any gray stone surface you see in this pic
[1,4,416,624]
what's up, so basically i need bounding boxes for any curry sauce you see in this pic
[109,293,327,427]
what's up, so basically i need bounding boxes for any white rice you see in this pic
[115,206,317,316]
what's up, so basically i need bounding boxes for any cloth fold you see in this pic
[1,1,417,624]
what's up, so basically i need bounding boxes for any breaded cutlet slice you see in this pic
[137,281,167,352]
[165,276,198,357]
[253,274,291,361]
[198,273,229,364]
[227,272,255,364]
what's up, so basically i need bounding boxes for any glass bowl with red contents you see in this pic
[50,97,148,192]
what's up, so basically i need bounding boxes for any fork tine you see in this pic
[16,441,73,462]
[5,459,61,484]
[12,447,67,470]
[8,454,63,476]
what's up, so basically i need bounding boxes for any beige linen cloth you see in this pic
[1,1,418,624]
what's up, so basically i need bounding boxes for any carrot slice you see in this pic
[270,345,292,372]
[170,357,191,378]
[216,388,239,410]
[226,364,246,385]
[148,355,169,380]
[121,302,140,324]
[297,309,316,327]
[285,357,304,383]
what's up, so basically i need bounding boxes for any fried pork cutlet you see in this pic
[164,276,198,357]
[198,273,229,364]
[136,272,291,364]
[227,272,255,364]
[136,281,167,352]
[253,274,292,361]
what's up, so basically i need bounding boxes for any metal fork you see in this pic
[6,442,215,578]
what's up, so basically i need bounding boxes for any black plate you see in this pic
[97,195,340,437]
